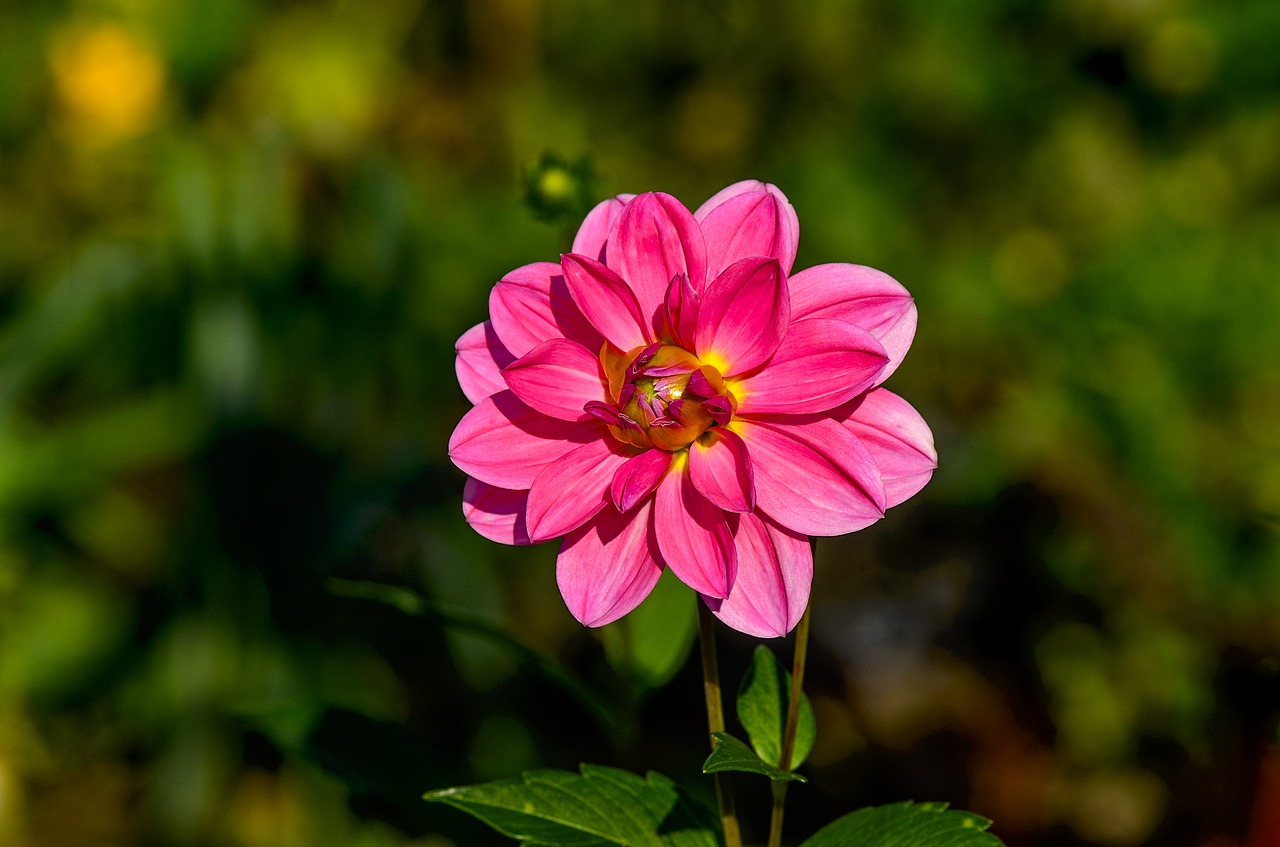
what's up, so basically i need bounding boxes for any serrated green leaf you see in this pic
[600,569,698,692]
[799,801,1004,847]
[737,645,816,769]
[425,764,721,846]
[702,732,807,783]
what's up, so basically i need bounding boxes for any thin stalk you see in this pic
[768,602,813,847]
[779,604,812,769]
[768,780,788,847]
[697,602,742,847]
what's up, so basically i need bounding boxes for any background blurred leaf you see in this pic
[600,568,699,695]
[327,578,624,734]
[0,566,131,702]
[251,704,448,832]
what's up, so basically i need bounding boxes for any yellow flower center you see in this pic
[600,343,737,452]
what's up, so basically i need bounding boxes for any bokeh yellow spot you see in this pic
[1156,152,1233,228]
[537,168,575,204]
[994,227,1069,303]
[674,82,754,164]
[1140,20,1218,95]
[49,23,166,146]
[246,8,402,156]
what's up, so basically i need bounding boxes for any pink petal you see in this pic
[489,262,604,358]
[561,253,652,351]
[734,318,888,415]
[501,338,609,422]
[526,438,636,542]
[694,257,790,377]
[448,390,598,489]
[732,417,886,536]
[462,478,531,546]
[707,512,811,638]
[662,272,699,350]
[698,187,800,277]
[787,263,917,383]
[557,501,663,627]
[611,449,673,513]
[837,388,937,508]
[455,321,515,404]
[688,428,755,513]
[654,460,737,599]
[571,194,635,263]
[608,192,708,325]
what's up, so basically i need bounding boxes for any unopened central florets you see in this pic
[585,342,737,452]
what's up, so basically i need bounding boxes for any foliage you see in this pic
[522,151,605,236]
[598,568,700,696]
[702,732,806,784]
[1,0,1278,843]
[800,802,1002,847]
[736,646,816,771]
[427,773,1007,847]
[425,765,721,846]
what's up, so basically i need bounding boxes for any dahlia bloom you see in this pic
[449,181,935,637]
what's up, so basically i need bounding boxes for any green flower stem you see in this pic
[697,601,742,847]
[780,603,812,769]
[769,602,813,847]
[769,780,789,847]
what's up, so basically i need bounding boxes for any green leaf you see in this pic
[702,732,806,783]
[425,764,721,846]
[799,801,1005,847]
[737,645,816,769]
[600,569,698,692]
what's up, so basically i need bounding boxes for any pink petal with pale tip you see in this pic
[787,263,918,383]
[571,194,635,263]
[449,390,598,489]
[557,501,663,627]
[611,449,673,513]
[654,461,737,599]
[694,257,790,377]
[694,179,793,220]
[526,438,637,542]
[733,417,886,536]
[688,428,755,513]
[706,512,811,638]
[698,189,800,278]
[733,318,888,415]
[502,338,609,422]
[462,478,531,546]
[836,388,937,508]
[609,193,708,321]
[561,253,652,351]
[489,262,604,358]
[456,321,515,404]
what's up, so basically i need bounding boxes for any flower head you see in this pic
[450,181,936,637]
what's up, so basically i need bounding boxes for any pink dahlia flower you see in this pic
[449,181,935,637]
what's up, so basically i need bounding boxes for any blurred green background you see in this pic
[2,0,1279,845]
